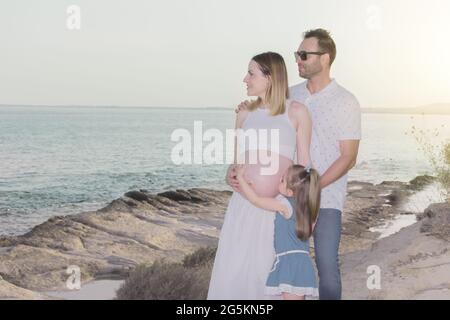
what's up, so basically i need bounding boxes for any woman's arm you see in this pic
[235,166,290,218]
[226,109,250,192]
[290,102,312,166]
[234,109,249,164]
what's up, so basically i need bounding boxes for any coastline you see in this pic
[0,177,448,300]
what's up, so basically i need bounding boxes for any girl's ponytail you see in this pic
[292,166,321,241]
[307,169,321,229]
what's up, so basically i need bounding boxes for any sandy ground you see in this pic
[342,220,450,299]
[0,179,448,300]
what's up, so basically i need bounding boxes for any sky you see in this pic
[1,0,449,108]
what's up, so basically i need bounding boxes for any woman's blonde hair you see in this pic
[285,165,321,241]
[247,52,289,116]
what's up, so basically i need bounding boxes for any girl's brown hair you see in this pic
[285,165,321,241]
[247,52,289,116]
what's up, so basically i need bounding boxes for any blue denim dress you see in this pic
[265,195,319,297]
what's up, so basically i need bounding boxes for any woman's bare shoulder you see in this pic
[289,101,309,116]
[287,101,309,129]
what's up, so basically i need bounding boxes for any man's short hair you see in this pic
[303,29,337,66]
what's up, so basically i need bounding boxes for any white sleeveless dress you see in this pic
[207,101,297,300]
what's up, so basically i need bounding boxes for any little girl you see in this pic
[236,164,321,300]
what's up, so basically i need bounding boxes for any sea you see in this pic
[1,105,449,236]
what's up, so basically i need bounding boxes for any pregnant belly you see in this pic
[239,151,294,198]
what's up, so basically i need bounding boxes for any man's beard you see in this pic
[300,64,322,79]
[299,70,310,79]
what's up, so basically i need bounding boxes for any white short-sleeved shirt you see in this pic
[289,80,361,212]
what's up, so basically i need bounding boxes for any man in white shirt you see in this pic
[290,29,361,300]
[230,29,361,300]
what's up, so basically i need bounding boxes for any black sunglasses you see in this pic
[294,50,326,61]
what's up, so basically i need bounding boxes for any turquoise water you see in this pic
[0,106,449,236]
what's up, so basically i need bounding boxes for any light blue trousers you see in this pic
[313,208,342,300]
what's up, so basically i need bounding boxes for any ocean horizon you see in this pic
[2,103,449,114]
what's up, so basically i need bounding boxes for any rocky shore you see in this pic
[0,178,448,299]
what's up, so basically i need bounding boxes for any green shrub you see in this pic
[411,125,449,201]
[115,246,216,300]
[182,246,217,268]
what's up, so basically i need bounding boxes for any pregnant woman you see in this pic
[207,52,312,299]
